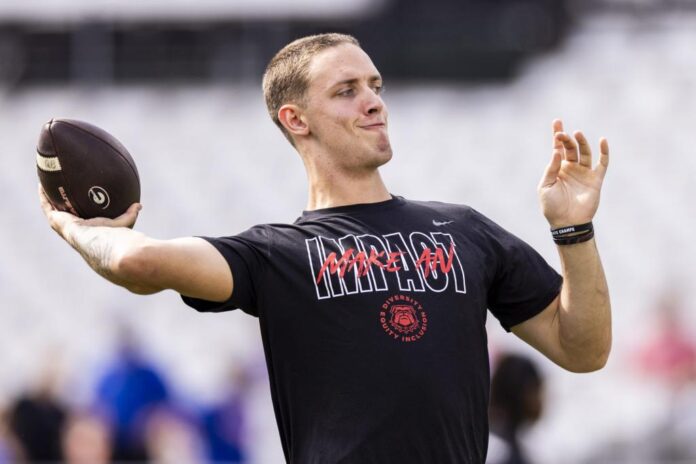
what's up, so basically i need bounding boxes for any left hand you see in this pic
[538,119,609,228]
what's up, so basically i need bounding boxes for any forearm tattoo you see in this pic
[68,226,119,282]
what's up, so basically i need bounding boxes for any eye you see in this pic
[337,88,355,97]
[373,84,384,95]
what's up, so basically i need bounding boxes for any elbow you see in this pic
[125,283,160,296]
[565,357,608,374]
[562,344,612,373]
[114,243,162,295]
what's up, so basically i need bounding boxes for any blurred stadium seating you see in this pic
[0,0,569,85]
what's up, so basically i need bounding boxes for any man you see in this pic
[40,33,611,463]
[488,354,545,464]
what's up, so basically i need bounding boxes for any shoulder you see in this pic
[401,198,498,229]
[199,224,275,262]
[209,219,339,247]
[209,222,322,254]
[402,199,518,249]
[401,198,476,217]
[210,224,271,246]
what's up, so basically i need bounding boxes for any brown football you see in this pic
[36,119,140,219]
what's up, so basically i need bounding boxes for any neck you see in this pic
[303,160,391,211]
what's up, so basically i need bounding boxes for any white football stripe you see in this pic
[36,152,62,172]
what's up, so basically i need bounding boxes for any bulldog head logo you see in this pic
[380,295,428,342]
[390,304,419,334]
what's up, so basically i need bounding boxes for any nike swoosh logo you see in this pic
[432,220,454,226]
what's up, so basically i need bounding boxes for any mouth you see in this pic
[358,123,386,131]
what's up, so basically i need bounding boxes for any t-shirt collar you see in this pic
[300,194,405,219]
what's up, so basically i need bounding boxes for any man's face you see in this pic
[301,43,392,171]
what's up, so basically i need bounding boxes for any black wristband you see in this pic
[554,230,594,245]
[551,222,594,245]
[551,222,593,237]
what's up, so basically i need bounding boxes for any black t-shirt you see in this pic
[182,196,562,464]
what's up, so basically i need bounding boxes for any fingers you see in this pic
[596,137,609,177]
[574,131,592,167]
[539,149,562,189]
[549,121,609,179]
[553,127,602,168]
[38,183,56,216]
[118,203,142,229]
[39,184,141,237]
[555,132,579,162]
[85,203,142,229]
[38,183,74,234]
[38,183,65,232]
[552,119,564,151]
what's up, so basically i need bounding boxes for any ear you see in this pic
[278,104,309,138]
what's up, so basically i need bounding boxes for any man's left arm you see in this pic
[511,119,611,373]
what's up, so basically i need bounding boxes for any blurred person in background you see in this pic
[635,289,696,391]
[7,361,67,462]
[628,289,696,461]
[93,327,170,461]
[0,408,21,463]
[40,33,612,463]
[200,364,253,463]
[144,407,205,464]
[487,353,544,464]
[62,412,112,464]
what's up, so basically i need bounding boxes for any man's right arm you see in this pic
[40,185,233,301]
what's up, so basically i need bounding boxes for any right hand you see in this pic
[38,183,142,241]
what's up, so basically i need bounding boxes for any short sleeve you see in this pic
[472,210,562,332]
[180,225,270,317]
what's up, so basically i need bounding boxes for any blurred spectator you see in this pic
[94,328,170,461]
[7,364,67,462]
[200,365,253,463]
[635,291,696,391]
[487,353,544,464]
[623,290,696,461]
[62,412,112,464]
[0,408,21,463]
[145,407,205,464]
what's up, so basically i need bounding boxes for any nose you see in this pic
[363,88,384,115]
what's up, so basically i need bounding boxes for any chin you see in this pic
[379,148,393,165]
[368,147,393,169]
[379,142,393,161]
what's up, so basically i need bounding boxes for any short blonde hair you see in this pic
[262,33,360,144]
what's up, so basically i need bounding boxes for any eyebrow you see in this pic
[330,75,383,88]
